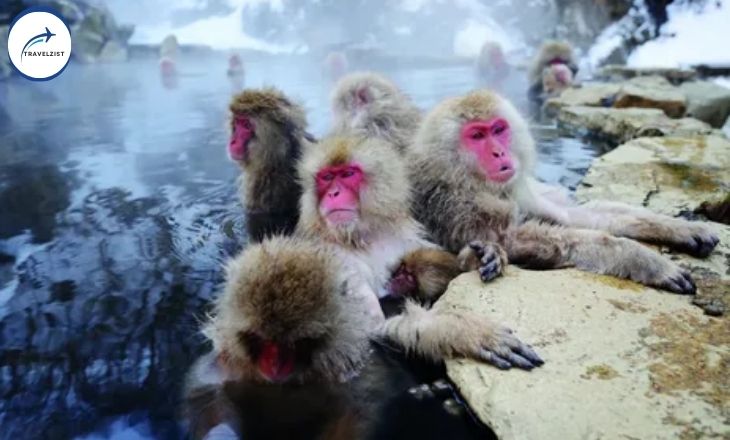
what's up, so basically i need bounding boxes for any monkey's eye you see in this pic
[321,173,335,182]
[492,120,508,135]
[471,130,485,140]
[341,169,355,178]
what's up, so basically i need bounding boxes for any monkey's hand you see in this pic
[664,220,719,258]
[381,302,543,370]
[458,241,507,282]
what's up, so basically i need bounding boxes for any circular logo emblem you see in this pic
[7,7,72,81]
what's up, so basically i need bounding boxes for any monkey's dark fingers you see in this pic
[505,352,536,370]
[513,344,544,366]
[478,349,512,370]
[660,271,696,295]
[479,259,501,282]
[690,234,719,258]
[468,240,487,257]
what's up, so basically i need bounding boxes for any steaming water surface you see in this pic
[0,56,598,439]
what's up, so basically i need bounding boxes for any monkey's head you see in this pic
[542,63,574,96]
[298,135,411,247]
[331,72,419,141]
[529,40,576,83]
[413,90,535,190]
[480,41,505,65]
[228,88,307,167]
[205,236,372,384]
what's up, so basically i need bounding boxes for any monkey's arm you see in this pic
[519,179,719,258]
[378,300,543,370]
[507,220,697,294]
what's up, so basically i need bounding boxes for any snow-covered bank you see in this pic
[629,1,730,68]
[130,3,297,53]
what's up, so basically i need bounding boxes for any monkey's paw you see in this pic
[669,222,719,258]
[475,326,544,370]
[641,261,697,295]
[459,241,507,282]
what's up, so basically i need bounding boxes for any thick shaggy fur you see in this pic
[184,236,494,440]
[296,134,540,366]
[409,90,719,294]
[527,40,578,101]
[229,88,314,241]
[330,72,421,154]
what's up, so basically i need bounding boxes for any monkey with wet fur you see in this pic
[227,88,316,242]
[330,72,421,155]
[527,40,578,102]
[183,236,502,439]
[409,89,719,296]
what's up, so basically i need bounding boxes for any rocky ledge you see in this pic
[443,71,729,438]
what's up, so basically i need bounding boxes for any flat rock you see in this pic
[680,81,730,128]
[442,268,729,440]
[576,136,730,216]
[546,76,687,118]
[558,106,716,145]
[598,65,698,83]
[613,76,687,118]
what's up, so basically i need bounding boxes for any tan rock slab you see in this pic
[598,65,698,83]
[681,81,730,128]
[558,106,716,145]
[442,268,729,440]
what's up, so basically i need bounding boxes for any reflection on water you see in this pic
[0,56,600,439]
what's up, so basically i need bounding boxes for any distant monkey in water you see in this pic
[527,40,578,102]
[330,72,421,155]
[475,41,510,90]
[409,90,719,295]
[227,88,315,242]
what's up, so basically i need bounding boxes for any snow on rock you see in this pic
[629,1,730,68]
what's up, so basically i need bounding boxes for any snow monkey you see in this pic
[183,236,503,439]
[475,41,510,89]
[228,88,316,242]
[296,134,541,368]
[330,72,421,155]
[527,40,578,101]
[409,89,720,295]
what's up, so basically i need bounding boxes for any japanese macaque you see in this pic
[296,134,540,367]
[226,53,244,78]
[323,51,349,81]
[475,41,510,89]
[183,236,496,439]
[527,40,578,101]
[408,90,720,295]
[159,34,178,80]
[228,88,315,242]
[541,63,574,96]
[330,72,421,154]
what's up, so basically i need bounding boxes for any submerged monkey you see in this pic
[183,236,504,439]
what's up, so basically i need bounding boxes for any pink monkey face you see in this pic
[228,116,255,162]
[460,118,515,183]
[316,164,365,225]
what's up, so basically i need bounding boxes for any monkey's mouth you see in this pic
[491,166,515,183]
[326,209,358,224]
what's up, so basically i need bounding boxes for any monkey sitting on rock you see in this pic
[408,89,719,295]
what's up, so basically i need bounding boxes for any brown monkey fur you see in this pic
[183,236,499,440]
[296,134,541,367]
[330,72,421,154]
[527,40,578,100]
[229,88,315,241]
[408,89,720,295]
